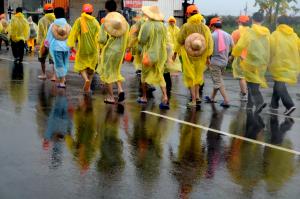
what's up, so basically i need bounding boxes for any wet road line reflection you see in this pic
[142,111,300,156]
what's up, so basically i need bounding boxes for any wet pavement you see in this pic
[0,50,300,199]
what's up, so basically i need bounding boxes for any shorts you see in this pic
[209,65,225,89]
[38,47,54,64]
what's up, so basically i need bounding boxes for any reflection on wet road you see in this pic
[0,56,300,199]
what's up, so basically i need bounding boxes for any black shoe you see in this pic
[284,106,296,116]
[255,103,267,114]
[118,92,125,102]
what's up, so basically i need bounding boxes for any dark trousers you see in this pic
[11,40,25,61]
[271,81,294,109]
[247,82,264,108]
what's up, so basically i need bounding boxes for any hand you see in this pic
[206,58,211,66]
[228,55,234,64]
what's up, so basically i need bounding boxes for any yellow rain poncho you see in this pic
[0,22,2,33]
[269,24,300,85]
[97,23,129,84]
[8,13,30,42]
[37,13,55,57]
[176,14,213,87]
[67,13,100,72]
[232,24,270,88]
[166,24,182,72]
[138,20,168,87]
[231,26,249,79]
[128,19,145,70]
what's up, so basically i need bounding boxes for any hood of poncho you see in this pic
[252,24,270,35]
[277,24,294,35]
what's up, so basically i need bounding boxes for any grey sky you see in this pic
[195,0,300,15]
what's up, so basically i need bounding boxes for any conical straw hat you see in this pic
[142,6,164,21]
[104,12,128,37]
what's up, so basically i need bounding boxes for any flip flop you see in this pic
[137,97,147,104]
[57,83,66,89]
[205,96,217,103]
[118,92,125,102]
[38,75,47,80]
[159,102,170,110]
[104,99,116,104]
[220,102,230,108]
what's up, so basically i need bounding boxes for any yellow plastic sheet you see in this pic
[8,13,30,42]
[37,13,55,45]
[232,24,270,88]
[138,20,168,87]
[97,22,129,84]
[269,24,300,85]
[176,14,213,87]
[231,26,249,79]
[67,13,100,72]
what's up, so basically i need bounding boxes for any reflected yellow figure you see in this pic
[171,109,206,199]
[96,106,125,173]
[9,63,29,113]
[65,96,98,172]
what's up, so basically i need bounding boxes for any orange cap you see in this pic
[44,3,54,11]
[210,17,221,27]
[82,4,94,13]
[238,15,250,23]
[186,5,198,15]
[168,16,176,23]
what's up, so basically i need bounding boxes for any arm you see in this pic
[232,31,250,57]
[67,18,80,48]
[44,24,53,48]
[99,24,108,45]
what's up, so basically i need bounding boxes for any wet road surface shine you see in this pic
[0,53,300,199]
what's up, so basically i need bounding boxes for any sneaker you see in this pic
[269,105,279,111]
[220,102,230,108]
[284,106,296,116]
[240,93,248,101]
[255,103,267,114]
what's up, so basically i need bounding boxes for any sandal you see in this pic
[38,75,47,80]
[159,102,170,110]
[220,102,230,108]
[104,99,116,104]
[118,92,125,102]
[57,83,66,88]
[205,96,216,103]
[137,97,147,104]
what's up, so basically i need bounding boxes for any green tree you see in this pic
[254,0,298,30]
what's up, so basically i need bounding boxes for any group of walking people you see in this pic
[2,0,300,115]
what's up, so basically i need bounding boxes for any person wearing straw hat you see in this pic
[97,2,129,104]
[67,4,100,93]
[37,3,56,80]
[138,5,170,109]
[231,15,251,102]
[173,4,213,108]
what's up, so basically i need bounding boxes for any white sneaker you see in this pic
[284,107,296,116]
[240,93,248,101]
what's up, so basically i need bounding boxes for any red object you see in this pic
[44,3,54,11]
[238,15,250,23]
[186,4,198,15]
[124,0,142,9]
[82,4,94,13]
[69,49,76,61]
[124,51,133,62]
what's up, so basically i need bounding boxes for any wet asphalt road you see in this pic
[0,50,300,199]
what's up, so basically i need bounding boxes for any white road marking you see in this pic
[142,110,300,156]
[265,112,300,121]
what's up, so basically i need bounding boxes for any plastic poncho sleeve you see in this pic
[99,25,108,46]
[204,25,214,57]
[67,18,80,48]
[0,23,2,33]
[138,22,151,46]
[232,31,250,57]
[37,14,55,45]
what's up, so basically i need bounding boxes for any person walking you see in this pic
[45,7,71,89]
[0,14,9,51]
[97,0,129,104]
[67,4,100,93]
[232,12,270,114]
[8,7,29,63]
[205,17,233,108]
[27,16,38,53]
[231,15,251,101]
[173,4,213,108]
[138,6,170,109]
[37,3,56,80]
[269,16,299,116]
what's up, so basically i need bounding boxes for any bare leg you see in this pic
[219,85,230,104]
[51,64,57,81]
[190,86,196,104]
[210,88,218,101]
[81,70,90,92]
[117,81,124,94]
[160,86,169,103]
[38,62,47,79]
[141,82,147,102]
[195,84,200,100]
[106,83,115,102]
[240,78,247,94]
